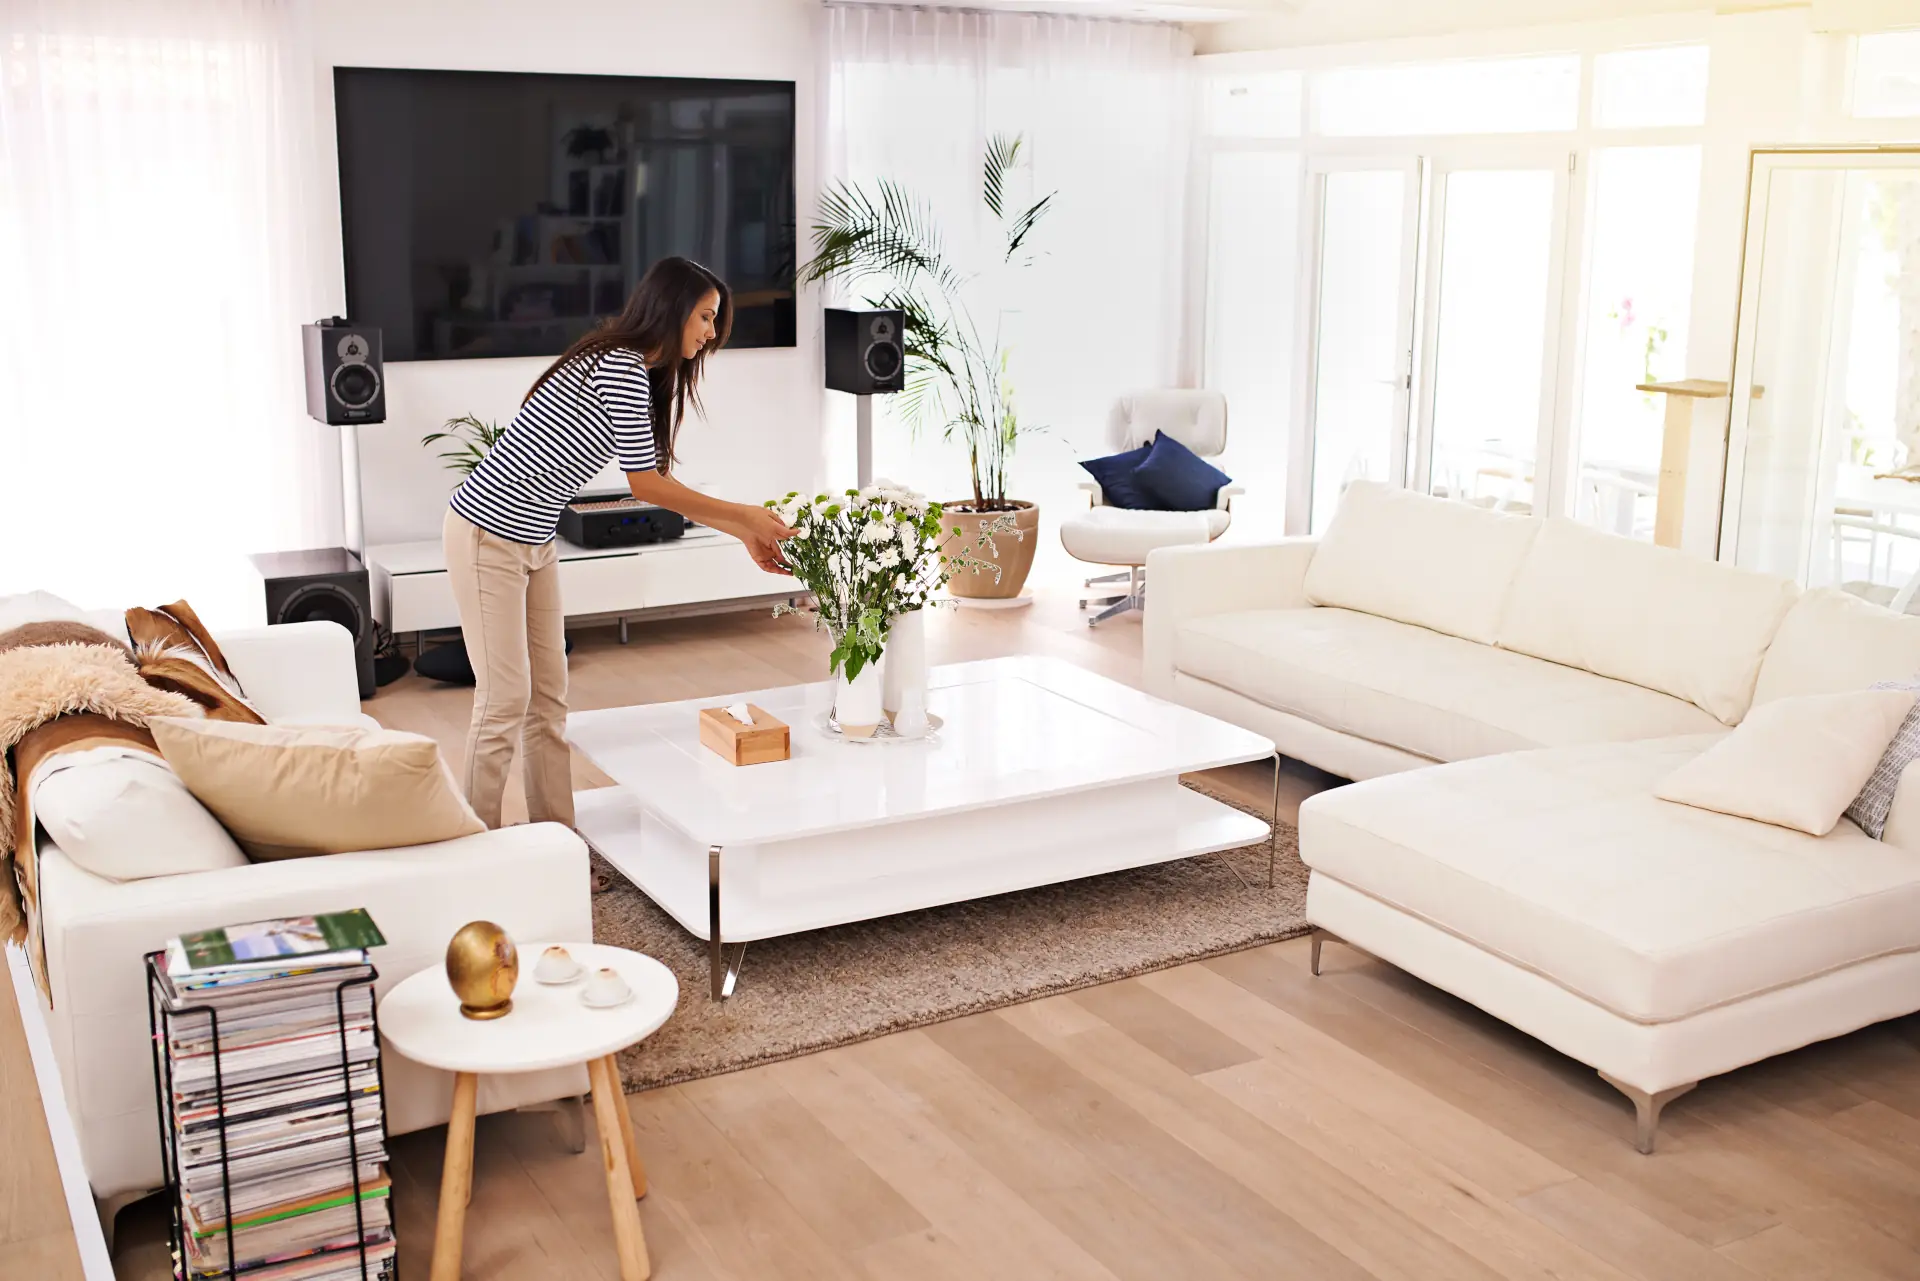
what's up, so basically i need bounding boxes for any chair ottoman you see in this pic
[1061,507,1222,624]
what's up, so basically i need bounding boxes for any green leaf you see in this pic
[984,133,1022,221]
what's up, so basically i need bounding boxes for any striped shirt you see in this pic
[449,347,657,544]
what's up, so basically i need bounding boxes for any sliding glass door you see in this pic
[1723,149,1920,608]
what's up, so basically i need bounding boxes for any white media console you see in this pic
[366,526,800,644]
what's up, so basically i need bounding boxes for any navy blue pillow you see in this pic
[1078,441,1156,510]
[1134,432,1232,511]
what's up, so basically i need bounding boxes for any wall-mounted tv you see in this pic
[333,67,796,362]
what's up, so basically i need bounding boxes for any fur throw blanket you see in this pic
[0,642,201,948]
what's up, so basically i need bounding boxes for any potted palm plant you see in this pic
[801,134,1053,600]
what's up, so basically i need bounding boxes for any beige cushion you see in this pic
[29,746,248,881]
[149,718,485,861]
[1303,481,1540,645]
[1174,607,1723,763]
[1498,518,1798,725]
[1654,690,1916,836]
[1753,588,1920,707]
[1299,736,1920,1024]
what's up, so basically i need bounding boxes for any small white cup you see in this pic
[582,966,633,1007]
[535,946,580,983]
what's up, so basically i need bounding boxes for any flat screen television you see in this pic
[333,67,796,361]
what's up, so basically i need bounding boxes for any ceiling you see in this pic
[829,0,1800,46]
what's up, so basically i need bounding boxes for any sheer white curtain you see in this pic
[0,0,335,621]
[821,6,1195,575]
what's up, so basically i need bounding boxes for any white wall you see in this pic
[305,0,826,548]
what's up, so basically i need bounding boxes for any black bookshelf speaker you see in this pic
[251,549,376,700]
[824,308,905,395]
[302,318,385,424]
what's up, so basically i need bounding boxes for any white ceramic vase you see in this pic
[833,660,884,738]
[882,608,930,734]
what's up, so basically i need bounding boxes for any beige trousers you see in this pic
[442,509,575,830]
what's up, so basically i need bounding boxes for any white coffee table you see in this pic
[379,943,678,1281]
[567,655,1278,1001]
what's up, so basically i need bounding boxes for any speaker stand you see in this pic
[855,394,873,490]
[339,422,366,558]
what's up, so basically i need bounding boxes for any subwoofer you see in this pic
[302,318,385,424]
[824,307,905,395]
[252,549,376,699]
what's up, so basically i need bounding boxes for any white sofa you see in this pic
[27,621,594,1209]
[1145,481,1920,1150]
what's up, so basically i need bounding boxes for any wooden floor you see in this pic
[85,590,1920,1280]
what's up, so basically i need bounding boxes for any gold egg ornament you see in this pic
[445,921,518,1020]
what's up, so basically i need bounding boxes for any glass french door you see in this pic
[1291,157,1422,535]
[1411,153,1573,515]
[1723,148,1920,608]
[1290,150,1572,532]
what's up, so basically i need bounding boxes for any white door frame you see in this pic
[1719,146,1920,576]
[1287,154,1424,535]
[1407,144,1576,514]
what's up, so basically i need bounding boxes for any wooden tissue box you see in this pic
[698,704,791,766]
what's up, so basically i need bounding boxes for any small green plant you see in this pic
[421,415,508,478]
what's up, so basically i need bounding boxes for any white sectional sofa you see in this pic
[27,621,594,1212]
[1145,481,1920,1150]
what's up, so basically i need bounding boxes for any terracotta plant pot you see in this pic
[941,501,1039,600]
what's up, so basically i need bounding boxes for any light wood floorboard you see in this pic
[58,589,1920,1280]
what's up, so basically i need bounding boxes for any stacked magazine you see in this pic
[151,910,396,1281]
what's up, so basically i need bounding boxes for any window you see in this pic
[1310,55,1580,136]
[1852,31,1920,118]
[1572,146,1702,540]
[1204,152,1303,537]
[1204,71,1303,139]
[1593,45,1710,128]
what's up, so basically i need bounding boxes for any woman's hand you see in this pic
[728,504,796,575]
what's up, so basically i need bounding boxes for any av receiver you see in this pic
[559,491,689,549]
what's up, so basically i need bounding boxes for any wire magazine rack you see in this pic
[145,951,396,1281]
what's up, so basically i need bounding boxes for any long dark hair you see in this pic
[524,256,732,470]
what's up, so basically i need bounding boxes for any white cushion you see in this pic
[0,590,128,646]
[1654,689,1916,836]
[1753,587,1920,707]
[1061,506,1219,566]
[1303,482,1540,645]
[29,747,247,881]
[1299,737,1920,1024]
[1174,607,1723,763]
[1498,518,1798,724]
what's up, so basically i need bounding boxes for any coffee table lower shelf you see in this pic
[574,776,1272,1000]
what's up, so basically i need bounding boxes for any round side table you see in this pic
[379,942,678,1281]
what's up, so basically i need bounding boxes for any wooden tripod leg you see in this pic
[430,1072,478,1281]
[601,1053,647,1198]
[589,1056,652,1280]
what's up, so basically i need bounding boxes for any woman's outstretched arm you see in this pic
[625,469,795,574]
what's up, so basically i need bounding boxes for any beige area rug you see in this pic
[593,777,1309,1093]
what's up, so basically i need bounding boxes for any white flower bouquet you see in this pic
[768,479,1006,681]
